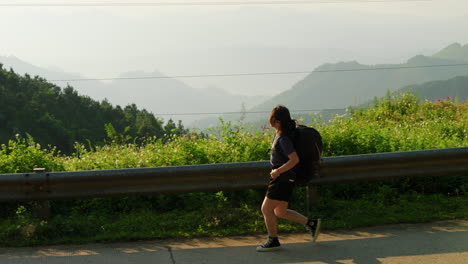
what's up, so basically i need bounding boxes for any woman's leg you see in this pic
[262,197,309,237]
[273,201,308,225]
[261,197,281,237]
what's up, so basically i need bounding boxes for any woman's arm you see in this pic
[270,152,299,179]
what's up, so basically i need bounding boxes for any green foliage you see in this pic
[318,93,467,199]
[59,118,272,171]
[0,67,184,154]
[0,135,64,173]
[324,92,467,156]
[0,93,467,246]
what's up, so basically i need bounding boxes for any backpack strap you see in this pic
[314,142,322,159]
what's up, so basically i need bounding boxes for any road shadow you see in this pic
[0,221,466,264]
[171,221,468,264]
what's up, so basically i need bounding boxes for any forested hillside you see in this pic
[396,75,468,102]
[0,64,186,153]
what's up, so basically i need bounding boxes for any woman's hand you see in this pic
[270,169,281,179]
[270,152,299,180]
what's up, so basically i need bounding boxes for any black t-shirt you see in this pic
[270,135,296,167]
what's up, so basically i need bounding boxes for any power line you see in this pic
[49,63,468,82]
[155,108,346,116]
[0,0,432,7]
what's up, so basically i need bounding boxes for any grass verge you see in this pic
[1,193,466,247]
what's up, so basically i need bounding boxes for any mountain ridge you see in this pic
[251,42,468,112]
[432,42,468,62]
[0,56,269,125]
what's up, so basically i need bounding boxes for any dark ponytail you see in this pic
[269,105,297,137]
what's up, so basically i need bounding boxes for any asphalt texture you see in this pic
[0,220,467,264]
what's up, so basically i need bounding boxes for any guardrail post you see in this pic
[306,185,318,214]
[32,168,50,221]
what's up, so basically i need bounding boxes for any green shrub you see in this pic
[0,134,64,173]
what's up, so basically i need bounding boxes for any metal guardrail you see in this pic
[0,147,467,201]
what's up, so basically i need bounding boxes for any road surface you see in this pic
[1,220,467,264]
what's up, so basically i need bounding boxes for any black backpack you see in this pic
[275,125,323,186]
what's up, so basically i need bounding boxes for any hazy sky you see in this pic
[1,0,468,96]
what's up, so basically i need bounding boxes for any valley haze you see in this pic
[1,1,467,127]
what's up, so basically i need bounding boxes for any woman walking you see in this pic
[256,105,321,252]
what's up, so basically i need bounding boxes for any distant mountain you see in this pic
[292,74,468,126]
[207,74,468,131]
[251,43,468,112]
[0,55,111,103]
[0,55,82,81]
[432,43,468,62]
[0,56,269,127]
[98,71,269,126]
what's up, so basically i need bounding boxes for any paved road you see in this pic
[1,220,467,264]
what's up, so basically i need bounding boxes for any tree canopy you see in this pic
[0,64,187,153]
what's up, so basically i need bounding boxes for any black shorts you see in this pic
[266,170,296,202]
